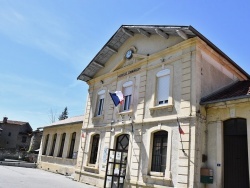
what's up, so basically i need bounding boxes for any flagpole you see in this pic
[177,117,185,153]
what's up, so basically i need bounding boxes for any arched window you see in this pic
[68,132,76,158]
[42,134,50,155]
[151,131,168,173]
[49,133,57,156]
[89,134,100,164]
[116,134,130,151]
[58,133,66,157]
[156,69,170,105]
[122,81,133,111]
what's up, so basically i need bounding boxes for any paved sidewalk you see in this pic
[0,165,96,188]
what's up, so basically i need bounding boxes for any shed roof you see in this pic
[0,120,29,126]
[200,80,250,104]
[77,25,250,82]
[43,115,84,129]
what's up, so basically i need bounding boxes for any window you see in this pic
[49,134,57,156]
[58,133,66,157]
[42,134,50,155]
[89,134,100,164]
[156,69,170,105]
[151,131,168,173]
[68,132,76,158]
[22,136,27,143]
[122,81,133,111]
[96,90,105,116]
[116,134,129,151]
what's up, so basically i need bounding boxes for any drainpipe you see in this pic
[79,92,91,182]
[135,56,149,184]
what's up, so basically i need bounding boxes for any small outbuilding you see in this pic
[38,115,84,175]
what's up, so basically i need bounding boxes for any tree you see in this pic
[58,107,68,120]
[48,108,57,123]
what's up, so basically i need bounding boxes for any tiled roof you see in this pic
[77,25,250,82]
[201,80,250,104]
[0,120,28,125]
[43,115,84,128]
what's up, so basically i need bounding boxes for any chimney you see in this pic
[3,117,8,123]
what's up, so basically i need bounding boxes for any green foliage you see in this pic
[58,107,68,120]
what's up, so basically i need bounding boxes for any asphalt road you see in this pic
[0,165,96,188]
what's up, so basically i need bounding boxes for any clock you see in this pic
[125,49,133,59]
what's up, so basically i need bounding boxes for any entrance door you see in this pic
[224,118,249,188]
[104,134,129,188]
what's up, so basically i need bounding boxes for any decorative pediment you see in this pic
[77,25,249,82]
[110,46,147,72]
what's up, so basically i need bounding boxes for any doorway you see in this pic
[104,134,129,188]
[224,118,249,187]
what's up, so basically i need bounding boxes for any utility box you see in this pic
[200,168,213,184]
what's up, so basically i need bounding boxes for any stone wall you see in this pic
[0,148,38,162]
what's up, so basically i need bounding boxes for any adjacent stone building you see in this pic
[38,115,83,175]
[28,128,43,152]
[200,81,250,187]
[74,25,250,187]
[0,117,32,150]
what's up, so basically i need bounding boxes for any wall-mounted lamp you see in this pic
[110,120,115,132]
[130,123,134,133]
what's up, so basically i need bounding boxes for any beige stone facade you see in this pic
[38,116,83,175]
[201,97,250,187]
[75,25,249,187]
[0,117,32,150]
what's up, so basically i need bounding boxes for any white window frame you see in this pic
[156,69,170,106]
[86,132,101,169]
[89,134,100,165]
[121,81,133,112]
[146,126,172,179]
[96,90,105,116]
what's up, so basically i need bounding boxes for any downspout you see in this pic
[79,91,91,181]
[136,56,149,184]
[188,50,194,187]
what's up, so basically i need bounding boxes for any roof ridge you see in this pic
[77,25,250,82]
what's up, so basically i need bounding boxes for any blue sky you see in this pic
[0,0,250,129]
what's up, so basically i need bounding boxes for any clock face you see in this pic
[125,50,133,59]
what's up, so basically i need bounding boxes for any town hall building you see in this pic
[75,25,250,188]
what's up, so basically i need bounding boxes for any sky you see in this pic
[0,0,250,129]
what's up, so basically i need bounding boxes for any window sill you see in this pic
[44,155,53,158]
[92,115,104,120]
[83,165,99,174]
[149,171,164,177]
[149,104,173,112]
[84,165,98,170]
[138,174,172,187]
[143,171,171,181]
[118,110,133,115]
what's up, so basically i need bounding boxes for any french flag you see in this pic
[177,117,185,135]
[109,91,124,106]
[179,125,185,135]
